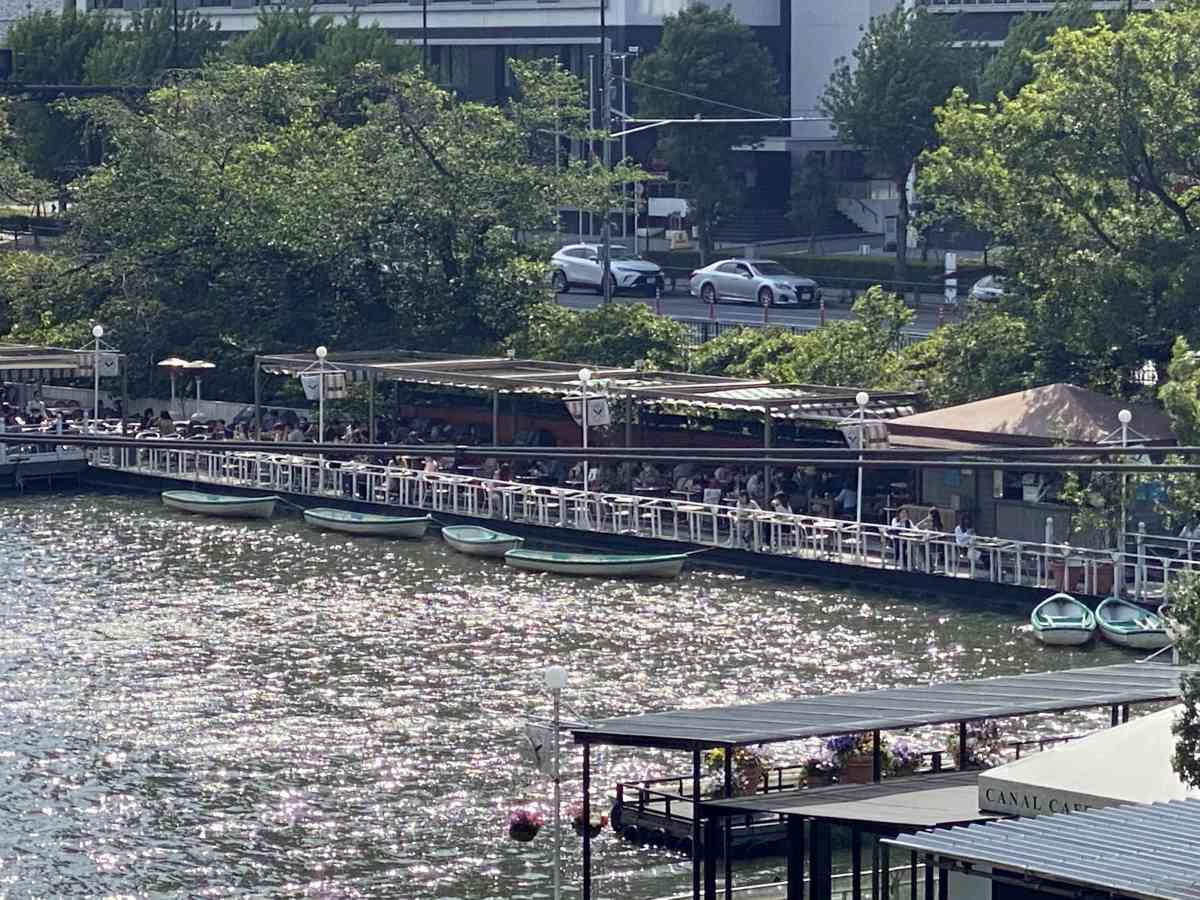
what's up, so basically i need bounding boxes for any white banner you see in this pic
[299,370,348,401]
[565,395,611,428]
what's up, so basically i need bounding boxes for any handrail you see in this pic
[92,446,1200,603]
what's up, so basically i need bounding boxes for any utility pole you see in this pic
[422,0,429,70]
[172,0,179,69]
[599,0,613,303]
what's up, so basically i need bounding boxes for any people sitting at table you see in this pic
[834,482,857,519]
[158,410,176,436]
[770,492,789,513]
[702,478,722,507]
[634,463,663,490]
[139,409,155,431]
[423,456,440,474]
[497,461,513,482]
[477,457,499,480]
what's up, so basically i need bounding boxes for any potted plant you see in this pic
[888,739,921,777]
[704,747,770,795]
[826,733,879,784]
[507,807,544,842]
[946,721,1004,771]
[802,753,838,787]
[567,801,608,839]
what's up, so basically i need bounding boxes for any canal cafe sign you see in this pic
[978,705,1197,818]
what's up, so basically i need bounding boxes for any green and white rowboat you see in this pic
[1096,596,1170,650]
[1030,592,1096,646]
[303,507,430,538]
[503,548,687,578]
[441,525,524,558]
[161,490,280,520]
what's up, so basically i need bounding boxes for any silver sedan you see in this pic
[689,259,822,307]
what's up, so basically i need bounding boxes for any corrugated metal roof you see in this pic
[571,663,1195,750]
[885,798,1200,900]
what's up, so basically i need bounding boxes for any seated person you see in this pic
[157,410,176,436]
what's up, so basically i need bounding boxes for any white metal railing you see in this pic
[658,864,933,900]
[90,444,1200,601]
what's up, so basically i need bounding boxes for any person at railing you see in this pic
[233,422,249,441]
[890,509,915,568]
[477,457,499,480]
[770,492,789,514]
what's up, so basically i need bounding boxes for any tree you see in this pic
[509,301,688,368]
[83,7,223,84]
[900,307,1034,407]
[822,8,978,280]
[789,155,839,253]
[921,6,1200,389]
[1167,575,1200,788]
[1160,337,1200,445]
[223,6,334,67]
[979,0,1102,101]
[633,4,784,263]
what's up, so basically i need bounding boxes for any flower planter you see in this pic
[803,772,835,788]
[838,756,876,785]
[572,819,604,840]
[509,822,541,843]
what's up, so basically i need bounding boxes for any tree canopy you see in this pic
[633,4,784,263]
[509,301,688,369]
[822,8,980,279]
[922,5,1200,389]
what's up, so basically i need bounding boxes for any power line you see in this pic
[617,75,782,119]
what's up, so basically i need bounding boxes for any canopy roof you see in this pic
[701,771,995,829]
[887,383,1175,447]
[0,342,110,380]
[886,798,1200,900]
[978,705,1199,816]
[571,663,1193,750]
[256,350,917,422]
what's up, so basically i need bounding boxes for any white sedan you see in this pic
[689,259,822,307]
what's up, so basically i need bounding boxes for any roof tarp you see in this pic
[978,705,1199,816]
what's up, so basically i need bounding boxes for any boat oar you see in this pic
[684,547,718,557]
[273,497,307,514]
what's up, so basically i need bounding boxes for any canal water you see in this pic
[0,492,1130,898]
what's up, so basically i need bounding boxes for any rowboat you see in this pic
[503,549,687,578]
[1030,593,1096,646]
[1095,596,1170,650]
[441,524,524,558]
[303,507,430,538]
[161,490,279,520]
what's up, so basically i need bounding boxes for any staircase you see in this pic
[711,211,797,244]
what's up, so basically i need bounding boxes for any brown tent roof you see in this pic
[888,384,1175,447]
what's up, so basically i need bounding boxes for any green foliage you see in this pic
[633,4,784,263]
[822,8,980,279]
[692,287,913,387]
[83,7,223,84]
[922,6,1200,389]
[1160,337,1200,445]
[979,0,1104,102]
[901,307,1034,407]
[1167,574,1200,788]
[224,5,334,67]
[789,155,839,249]
[510,301,688,369]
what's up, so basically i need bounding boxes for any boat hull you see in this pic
[1030,592,1096,647]
[441,525,524,558]
[162,490,278,520]
[1034,628,1095,647]
[303,509,430,538]
[1096,597,1171,650]
[504,550,686,578]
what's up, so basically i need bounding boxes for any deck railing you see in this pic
[91,444,1199,602]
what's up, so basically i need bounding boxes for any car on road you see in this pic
[969,274,1007,302]
[550,243,665,297]
[688,259,822,307]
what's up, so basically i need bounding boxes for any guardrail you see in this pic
[90,445,1196,603]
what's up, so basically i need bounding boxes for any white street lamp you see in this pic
[1119,408,1132,565]
[316,346,329,492]
[91,324,104,428]
[855,392,869,543]
[578,368,592,502]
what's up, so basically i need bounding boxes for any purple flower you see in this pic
[508,807,544,828]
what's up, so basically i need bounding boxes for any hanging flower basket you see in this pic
[507,808,544,843]
[568,802,608,839]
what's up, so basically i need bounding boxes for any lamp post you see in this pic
[542,665,569,900]
[579,367,592,501]
[91,324,103,429]
[855,391,869,538]
[1118,408,1131,562]
[317,346,328,493]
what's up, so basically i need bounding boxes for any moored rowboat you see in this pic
[1030,592,1096,646]
[303,507,430,538]
[1096,596,1170,650]
[503,548,687,578]
[441,525,524,558]
[162,490,279,520]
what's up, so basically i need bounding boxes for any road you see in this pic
[555,286,946,333]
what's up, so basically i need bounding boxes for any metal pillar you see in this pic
[810,822,832,899]
[879,840,889,900]
[923,857,934,900]
[1111,704,1120,727]
[582,743,592,900]
[1122,704,1130,723]
[785,817,805,900]
[937,868,948,900]
[120,362,129,429]
[909,852,918,900]
[692,749,702,900]
[763,413,772,504]
[703,816,719,900]
[492,390,500,444]
[723,749,733,900]
[956,722,967,771]
[253,359,262,440]
[872,729,882,783]
[624,394,633,448]
[851,826,862,900]
[367,373,375,443]
[598,1,613,304]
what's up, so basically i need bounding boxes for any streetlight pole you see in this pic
[579,367,591,504]
[855,391,869,543]
[91,324,103,429]
[422,0,429,70]
[1119,408,1131,562]
[598,1,613,302]
[317,345,328,492]
[542,665,569,900]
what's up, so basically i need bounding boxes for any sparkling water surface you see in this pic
[0,492,1130,898]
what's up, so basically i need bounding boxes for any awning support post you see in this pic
[879,839,889,900]
[851,826,862,900]
[872,729,882,783]
[786,816,805,900]
[1111,704,1120,727]
[811,821,832,899]
[703,816,719,900]
[120,359,129,427]
[956,722,967,771]
[492,390,500,444]
[723,748,733,900]
[692,748,702,900]
[909,851,918,900]
[923,855,934,900]
[253,358,262,440]
[367,372,375,443]
[625,394,633,448]
[582,743,592,900]
[937,867,947,900]
[1122,704,1130,723]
